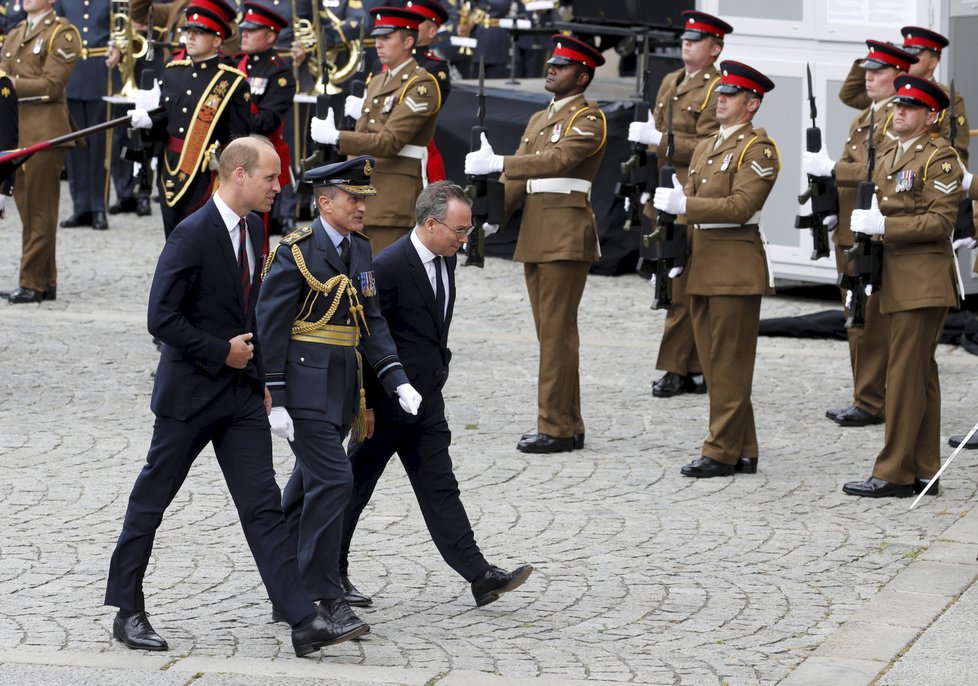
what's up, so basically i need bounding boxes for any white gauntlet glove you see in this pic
[310,108,340,145]
[134,81,161,111]
[850,195,884,236]
[344,94,364,121]
[464,133,504,175]
[802,148,836,178]
[129,108,152,130]
[396,383,422,415]
[652,174,687,216]
[627,108,662,147]
[482,222,499,237]
[268,407,294,441]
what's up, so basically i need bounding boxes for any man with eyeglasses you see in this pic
[338,181,533,609]
[127,0,251,237]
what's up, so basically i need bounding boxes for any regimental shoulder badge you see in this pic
[764,147,773,159]
[243,91,251,102]
[281,226,313,245]
[278,76,287,87]
[437,71,446,80]
[941,161,952,174]
[958,115,966,127]
[65,32,73,43]
[357,270,377,297]
[895,169,915,192]
[417,84,428,96]
[0,87,9,98]
[586,114,597,121]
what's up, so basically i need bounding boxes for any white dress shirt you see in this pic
[213,192,254,276]
[411,229,448,318]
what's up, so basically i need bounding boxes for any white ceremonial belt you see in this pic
[696,212,762,229]
[398,144,426,159]
[526,178,592,194]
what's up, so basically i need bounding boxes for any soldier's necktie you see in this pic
[339,236,351,273]
[238,218,250,311]
[433,255,445,325]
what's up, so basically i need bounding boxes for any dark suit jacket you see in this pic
[148,198,265,420]
[257,217,408,426]
[364,232,455,407]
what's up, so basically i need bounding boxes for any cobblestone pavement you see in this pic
[0,184,976,685]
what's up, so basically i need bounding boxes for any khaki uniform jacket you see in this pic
[839,59,969,163]
[651,64,721,173]
[338,58,441,229]
[874,133,961,314]
[0,13,79,146]
[501,94,607,263]
[682,125,780,296]
[834,101,898,246]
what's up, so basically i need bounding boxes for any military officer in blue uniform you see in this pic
[256,156,422,635]
[56,0,113,230]
[129,0,252,237]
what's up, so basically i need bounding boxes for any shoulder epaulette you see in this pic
[281,226,313,246]
[167,59,192,68]
[565,101,607,156]
[48,20,81,54]
[923,144,958,181]
[218,63,247,78]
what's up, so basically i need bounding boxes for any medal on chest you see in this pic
[33,37,43,55]
[382,94,396,114]
[550,123,562,143]
[357,270,377,297]
[249,77,267,95]
[720,153,733,172]
[895,169,915,193]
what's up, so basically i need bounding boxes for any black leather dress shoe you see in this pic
[113,611,168,651]
[913,478,939,496]
[834,406,885,427]
[825,405,849,421]
[108,197,138,214]
[842,476,914,498]
[734,457,758,474]
[471,564,533,607]
[948,433,978,449]
[652,371,686,398]
[92,211,109,230]
[136,196,152,216]
[60,211,92,228]
[685,373,707,394]
[517,433,573,453]
[291,612,368,657]
[7,287,42,304]
[342,574,372,607]
[521,429,584,450]
[680,456,735,478]
[318,597,369,637]
[42,286,56,301]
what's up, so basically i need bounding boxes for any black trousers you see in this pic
[66,98,108,214]
[340,391,489,583]
[105,380,314,627]
[282,418,354,601]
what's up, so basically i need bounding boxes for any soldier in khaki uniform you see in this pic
[653,61,778,478]
[310,6,441,255]
[804,40,917,428]
[465,35,607,454]
[628,10,729,399]
[842,76,962,497]
[0,0,79,304]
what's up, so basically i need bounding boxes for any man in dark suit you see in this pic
[338,181,533,608]
[257,156,421,635]
[104,136,363,657]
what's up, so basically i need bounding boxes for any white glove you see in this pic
[864,284,874,296]
[668,266,684,278]
[482,222,499,237]
[652,174,687,215]
[396,383,422,415]
[344,94,364,121]
[953,236,977,251]
[464,132,504,175]
[845,290,852,309]
[268,406,294,441]
[802,148,836,178]
[823,214,839,231]
[850,195,884,236]
[310,108,340,145]
[963,170,973,193]
[0,195,6,219]
[639,191,650,205]
[134,81,160,111]
[627,108,662,147]
[129,108,152,130]
[623,197,630,213]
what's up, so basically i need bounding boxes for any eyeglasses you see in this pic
[432,218,474,238]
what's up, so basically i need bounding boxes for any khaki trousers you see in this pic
[872,307,946,485]
[689,293,762,464]
[14,148,64,291]
[655,263,702,375]
[524,260,589,438]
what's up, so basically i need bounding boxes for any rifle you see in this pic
[120,70,157,210]
[463,58,504,268]
[614,33,655,233]
[949,80,975,241]
[841,107,883,329]
[644,98,686,310]
[795,63,836,260]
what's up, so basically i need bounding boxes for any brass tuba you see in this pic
[110,0,149,98]
[293,12,325,95]
[322,7,363,95]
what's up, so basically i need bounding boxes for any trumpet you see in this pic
[110,0,149,99]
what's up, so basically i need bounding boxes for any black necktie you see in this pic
[238,218,250,310]
[433,256,445,325]
[339,236,351,273]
